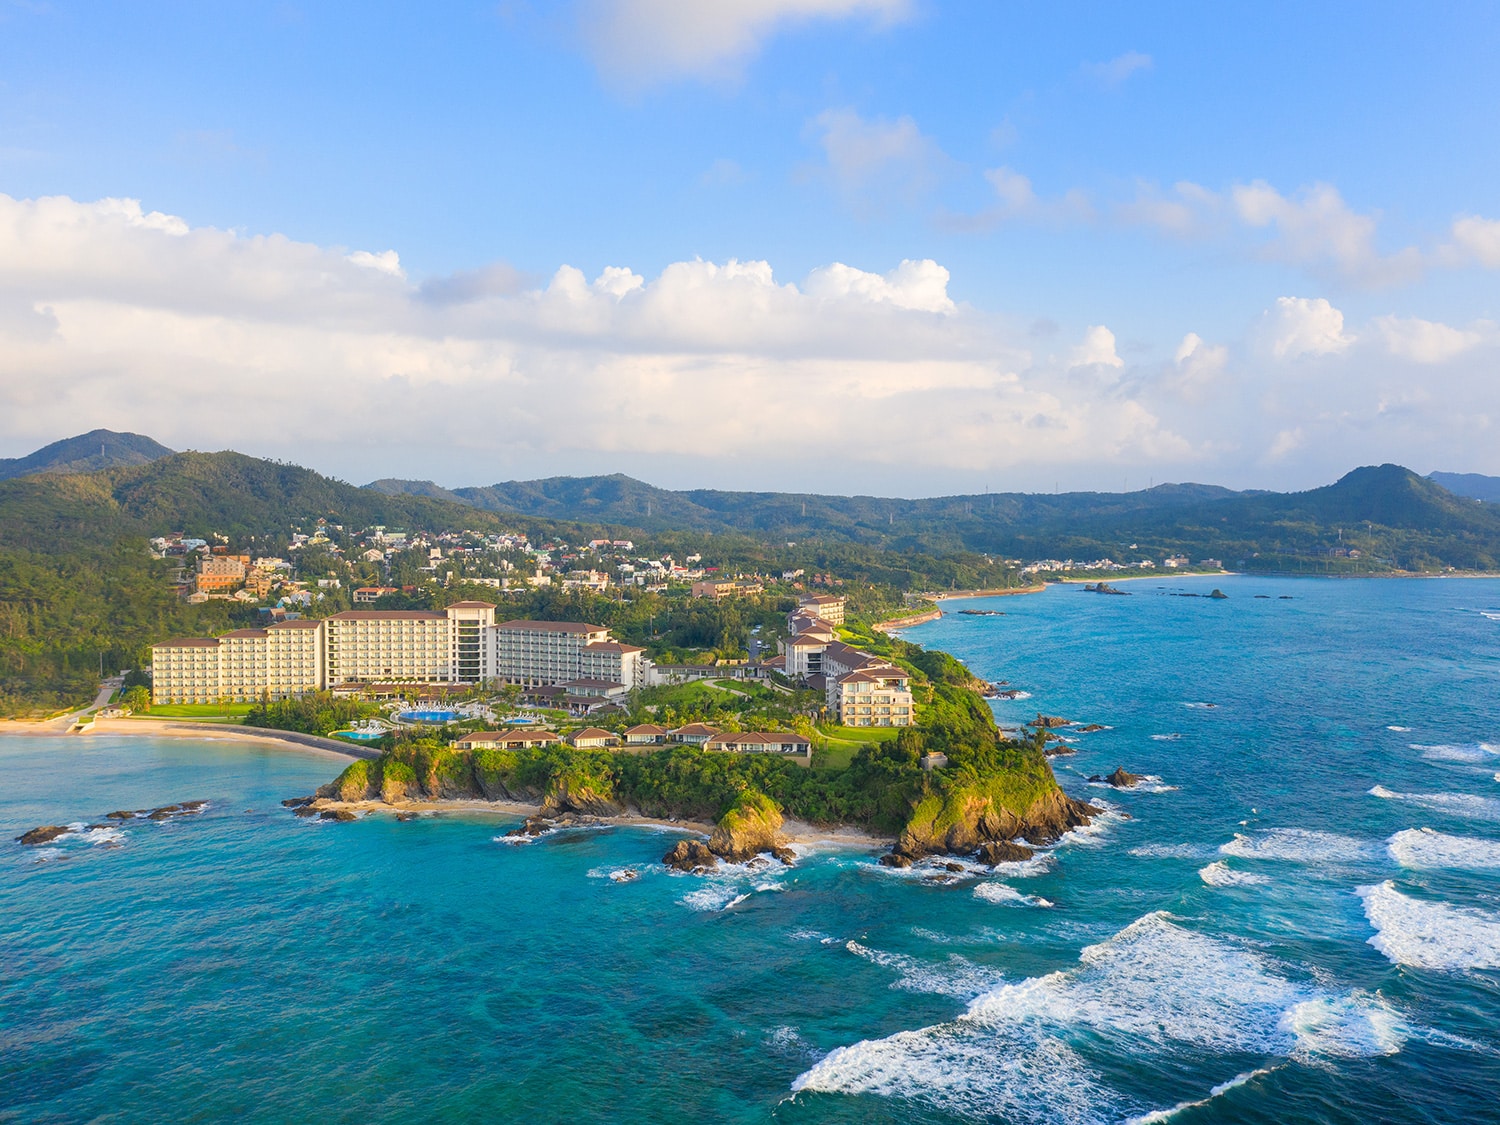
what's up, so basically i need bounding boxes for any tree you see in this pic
[123,685,151,713]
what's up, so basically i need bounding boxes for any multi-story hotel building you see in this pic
[152,603,646,703]
[797,593,846,626]
[826,666,914,727]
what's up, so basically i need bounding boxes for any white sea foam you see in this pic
[795,912,1406,1123]
[1198,861,1270,888]
[1481,611,1500,621]
[974,882,1054,907]
[1090,775,1178,794]
[988,852,1057,878]
[1387,828,1500,870]
[1129,843,1211,859]
[1181,702,1217,710]
[1219,828,1378,865]
[788,929,833,943]
[1410,741,1500,763]
[679,883,746,912]
[1387,725,1413,732]
[1369,785,1500,822]
[845,941,1005,999]
[1357,881,1500,970]
[1150,733,1182,741]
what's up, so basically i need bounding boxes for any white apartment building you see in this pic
[797,594,846,626]
[826,666,914,727]
[153,603,646,703]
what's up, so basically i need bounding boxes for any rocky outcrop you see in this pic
[318,759,380,802]
[16,825,70,846]
[879,852,913,868]
[1107,766,1139,788]
[896,784,1102,861]
[1029,715,1073,729]
[976,840,1034,864]
[662,839,719,872]
[708,791,788,862]
[319,809,357,822]
[540,773,622,818]
[505,816,552,839]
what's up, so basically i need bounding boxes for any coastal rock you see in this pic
[1106,767,1140,788]
[976,840,1034,864]
[105,810,137,820]
[319,809,357,822]
[506,816,552,838]
[708,791,788,862]
[662,839,719,872]
[899,785,1103,858]
[1209,588,1228,599]
[540,775,622,818]
[293,805,318,818]
[16,825,70,846]
[878,852,913,868]
[771,846,797,866]
[1043,743,1076,757]
[1029,715,1073,729]
[395,812,417,822]
[319,759,380,803]
[281,797,313,808]
[1076,724,1107,733]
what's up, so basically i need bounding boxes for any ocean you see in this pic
[4,574,1500,1124]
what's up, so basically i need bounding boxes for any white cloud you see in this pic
[347,249,404,277]
[1069,325,1124,368]
[979,167,1093,224]
[1266,427,1304,460]
[0,193,1198,490]
[1375,315,1488,364]
[579,0,911,86]
[804,259,954,313]
[810,108,946,207]
[1082,50,1153,88]
[1117,179,1422,285]
[1168,332,1229,401]
[1263,296,1354,359]
[1443,214,1500,268]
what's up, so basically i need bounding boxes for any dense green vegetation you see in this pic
[244,693,383,737]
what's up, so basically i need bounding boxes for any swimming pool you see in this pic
[333,729,386,741]
[396,709,458,723]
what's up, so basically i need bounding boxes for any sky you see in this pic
[1,0,1498,496]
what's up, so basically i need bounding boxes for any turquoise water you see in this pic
[333,729,385,742]
[4,575,1500,1123]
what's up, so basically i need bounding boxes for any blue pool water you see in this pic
[4,575,1500,1123]
[333,729,385,741]
[395,708,458,723]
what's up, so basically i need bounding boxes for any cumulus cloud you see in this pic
[1262,296,1354,359]
[0,193,1202,490]
[1069,325,1124,368]
[578,0,911,86]
[1082,50,1153,88]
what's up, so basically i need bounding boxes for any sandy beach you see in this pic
[0,715,367,761]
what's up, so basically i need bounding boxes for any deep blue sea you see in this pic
[5,575,1500,1124]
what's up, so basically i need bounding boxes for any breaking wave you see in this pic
[1410,742,1500,764]
[1370,785,1500,822]
[973,882,1054,907]
[1357,882,1500,970]
[844,940,1005,999]
[1386,828,1500,870]
[1199,861,1270,887]
[1219,828,1378,865]
[795,913,1407,1123]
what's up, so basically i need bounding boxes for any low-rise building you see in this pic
[691,578,765,600]
[668,722,720,745]
[702,731,812,757]
[566,727,621,748]
[623,723,668,745]
[453,730,560,750]
[827,666,914,727]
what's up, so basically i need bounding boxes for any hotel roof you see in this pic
[330,610,446,620]
[496,619,605,634]
[445,600,498,609]
[155,637,221,648]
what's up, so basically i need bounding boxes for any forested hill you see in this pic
[1429,471,1500,503]
[365,472,1249,543]
[368,465,1500,570]
[0,429,173,482]
[0,451,518,555]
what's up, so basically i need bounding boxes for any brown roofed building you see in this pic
[566,727,621,748]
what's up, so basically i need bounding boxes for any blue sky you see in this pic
[1,1,1498,494]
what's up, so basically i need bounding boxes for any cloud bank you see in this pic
[0,194,1495,493]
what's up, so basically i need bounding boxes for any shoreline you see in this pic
[307,796,892,850]
[931,584,1047,602]
[0,716,368,761]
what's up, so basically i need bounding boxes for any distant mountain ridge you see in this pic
[0,429,173,482]
[1428,471,1500,503]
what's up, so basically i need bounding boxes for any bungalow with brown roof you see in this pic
[667,722,721,745]
[623,723,668,745]
[703,731,813,758]
[566,727,621,748]
[454,730,561,751]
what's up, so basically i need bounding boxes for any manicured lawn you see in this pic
[819,724,902,743]
[812,743,859,771]
[131,703,254,721]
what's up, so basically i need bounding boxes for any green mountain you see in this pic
[1429,471,1500,503]
[365,465,1499,571]
[0,451,515,556]
[0,429,173,482]
[367,472,1249,544]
